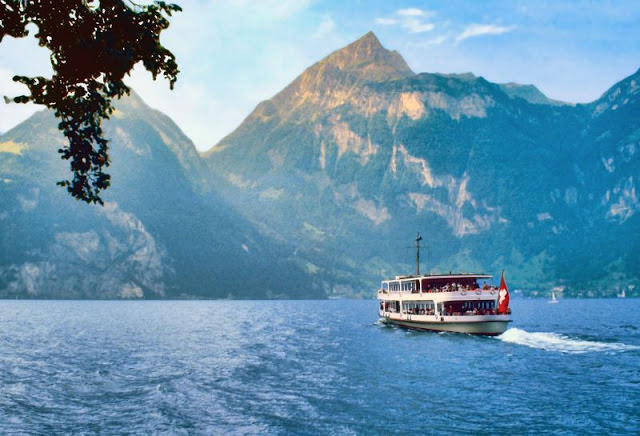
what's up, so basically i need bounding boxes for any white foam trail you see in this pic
[498,328,640,354]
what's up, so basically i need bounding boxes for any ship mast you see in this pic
[415,232,422,276]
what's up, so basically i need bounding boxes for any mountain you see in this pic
[204,32,640,297]
[2,32,638,299]
[0,92,323,299]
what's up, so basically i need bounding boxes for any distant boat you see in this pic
[620,285,634,298]
[549,286,563,304]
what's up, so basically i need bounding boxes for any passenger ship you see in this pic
[377,234,512,336]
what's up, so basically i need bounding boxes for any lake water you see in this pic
[0,298,638,435]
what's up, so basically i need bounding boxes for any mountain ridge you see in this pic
[202,32,640,297]
[2,32,639,298]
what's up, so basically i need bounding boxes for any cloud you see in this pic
[425,35,448,46]
[397,8,434,18]
[403,19,435,33]
[456,24,515,42]
[314,15,336,38]
[375,18,397,26]
[375,8,435,33]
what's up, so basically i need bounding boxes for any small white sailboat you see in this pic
[619,285,634,298]
[549,286,563,303]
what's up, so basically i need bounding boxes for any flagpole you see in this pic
[415,232,422,276]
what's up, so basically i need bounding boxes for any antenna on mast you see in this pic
[416,232,423,275]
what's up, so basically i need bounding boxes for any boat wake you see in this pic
[498,328,640,354]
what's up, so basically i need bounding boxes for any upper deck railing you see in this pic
[378,284,498,295]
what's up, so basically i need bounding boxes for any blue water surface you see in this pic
[0,298,638,435]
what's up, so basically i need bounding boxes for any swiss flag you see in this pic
[497,270,510,314]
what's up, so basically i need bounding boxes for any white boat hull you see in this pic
[380,313,511,336]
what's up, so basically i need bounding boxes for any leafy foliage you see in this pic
[0,0,181,204]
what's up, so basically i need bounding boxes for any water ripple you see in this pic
[0,299,639,434]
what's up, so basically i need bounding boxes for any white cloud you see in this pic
[398,8,434,18]
[314,15,336,38]
[403,19,435,33]
[426,35,448,45]
[456,24,515,42]
[375,18,397,26]
[375,8,435,34]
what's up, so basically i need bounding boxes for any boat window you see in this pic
[382,282,389,290]
[403,300,436,315]
[452,300,497,314]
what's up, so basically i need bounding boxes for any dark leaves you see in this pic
[1,0,181,204]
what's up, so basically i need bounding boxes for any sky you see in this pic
[1,0,639,152]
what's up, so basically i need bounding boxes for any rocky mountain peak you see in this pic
[255,32,415,122]
[322,31,414,81]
